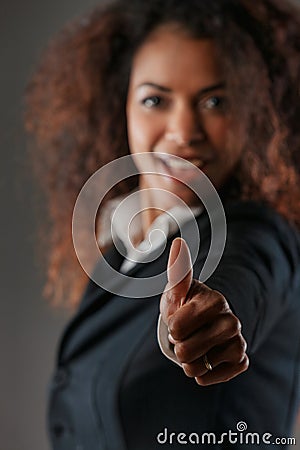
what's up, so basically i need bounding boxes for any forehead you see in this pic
[130,25,222,90]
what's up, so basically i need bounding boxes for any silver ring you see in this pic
[203,354,213,371]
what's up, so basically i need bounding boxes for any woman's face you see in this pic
[126,24,241,207]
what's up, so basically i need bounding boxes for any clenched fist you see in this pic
[160,237,249,386]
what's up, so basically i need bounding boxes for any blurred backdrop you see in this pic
[1,1,100,449]
[1,0,299,449]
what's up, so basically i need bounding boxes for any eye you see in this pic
[142,96,162,108]
[201,95,227,111]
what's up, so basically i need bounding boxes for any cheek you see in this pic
[127,109,163,154]
[205,116,229,150]
[126,102,147,151]
[205,117,242,169]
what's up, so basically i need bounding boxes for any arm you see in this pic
[159,201,300,385]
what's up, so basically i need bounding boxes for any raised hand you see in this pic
[160,237,249,385]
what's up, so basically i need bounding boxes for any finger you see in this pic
[182,360,208,378]
[172,315,241,364]
[195,355,249,386]
[182,336,247,378]
[167,237,193,302]
[160,237,193,323]
[167,283,229,340]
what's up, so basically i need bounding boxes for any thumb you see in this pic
[160,238,193,323]
[167,237,193,299]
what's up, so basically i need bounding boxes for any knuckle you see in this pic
[168,316,183,340]
[213,293,229,314]
[241,355,250,372]
[234,339,247,363]
[227,315,241,336]
[195,376,207,386]
[240,335,247,352]
[217,315,239,341]
[182,363,196,378]
[174,342,188,363]
[168,302,197,340]
[242,337,248,354]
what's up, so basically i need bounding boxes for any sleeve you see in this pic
[203,200,300,354]
[157,200,300,360]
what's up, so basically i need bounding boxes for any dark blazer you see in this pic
[48,199,300,450]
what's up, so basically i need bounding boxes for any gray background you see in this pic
[1,1,100,449]
[1,1,300,449]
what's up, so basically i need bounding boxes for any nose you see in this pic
[165,102,206,147]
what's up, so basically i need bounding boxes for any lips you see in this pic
[154,153,210,170]
[153,153,210,183]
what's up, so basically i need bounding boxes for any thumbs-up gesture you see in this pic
[160,237,249,385]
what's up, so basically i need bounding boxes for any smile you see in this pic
[153,153,208,171]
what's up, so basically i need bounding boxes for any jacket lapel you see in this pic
[57,210,211,363]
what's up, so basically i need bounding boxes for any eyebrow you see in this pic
[137,82,225,95]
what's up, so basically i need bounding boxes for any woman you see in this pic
[25,0,300,448]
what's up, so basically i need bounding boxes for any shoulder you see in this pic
[224,198,300,243]
[218,198,300,283]
[225,198,292,225]
[193,197,300,273]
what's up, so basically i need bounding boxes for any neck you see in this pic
[139,177,163,241]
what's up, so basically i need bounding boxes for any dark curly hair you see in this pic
[25,0,300,308]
